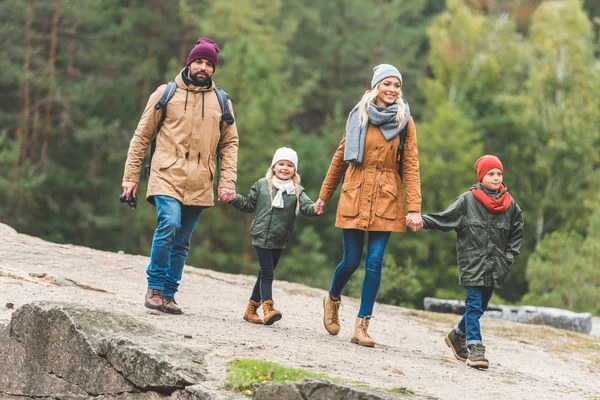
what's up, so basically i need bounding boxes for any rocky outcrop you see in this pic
[423,297,593,334]
[0,302,241,399]
[253,379,420,400]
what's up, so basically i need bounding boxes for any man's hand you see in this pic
[218,187,236,202]
[122,181,138,199]
[314,198,327,215]
[405,211,423,232]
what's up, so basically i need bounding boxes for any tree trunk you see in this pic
[40,0,60,169]
[139,0,162,112]
[61,33,75,129]
[179,25,189,66]
[18,0,34,166]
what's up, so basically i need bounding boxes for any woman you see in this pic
[314,64,422,347]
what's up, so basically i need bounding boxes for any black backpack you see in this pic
[143,81,235,179]
[396,123,408,181]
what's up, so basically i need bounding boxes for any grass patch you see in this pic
[224,358,332,392]
[502,379,517,385]
[225,358,417,397]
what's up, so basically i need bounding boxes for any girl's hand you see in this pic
[314,198,327,215]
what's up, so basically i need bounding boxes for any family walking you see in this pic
[122,37,524,370]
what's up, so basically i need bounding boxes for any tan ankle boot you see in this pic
[243,300,263,324]
[262,300,282,325]
[351,317,375,347]
[323,294,342,335]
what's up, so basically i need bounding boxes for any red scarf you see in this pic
[471,184,512,214]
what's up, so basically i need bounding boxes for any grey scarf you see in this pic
[343,99,410,163]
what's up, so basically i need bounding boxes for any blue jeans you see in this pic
[250,247,283,303]
[455,286,494,346]
[329,229,391,318]
[146,196,204,297]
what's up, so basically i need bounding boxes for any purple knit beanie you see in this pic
[186,38,220,69]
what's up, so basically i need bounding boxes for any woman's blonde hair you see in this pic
[358,82,405,128]
[266,166,301,214]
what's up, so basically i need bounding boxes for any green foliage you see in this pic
[522,210,600,315]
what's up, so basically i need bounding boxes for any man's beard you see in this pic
[191,70,211,86]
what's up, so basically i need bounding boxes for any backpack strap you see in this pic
[214,87,235,129]
[143,81,177,180]
[396,124,409,181]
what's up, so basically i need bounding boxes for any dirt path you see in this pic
[1,223,598,400]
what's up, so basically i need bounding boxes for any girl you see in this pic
[315,64,422,347]
[230,147,319,325]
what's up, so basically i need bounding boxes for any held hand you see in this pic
[218,187,236,202]
[122,181,138,200]
[314,198,327,215]
[405,212,423,232]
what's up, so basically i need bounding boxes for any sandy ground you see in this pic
[1,222,599,400]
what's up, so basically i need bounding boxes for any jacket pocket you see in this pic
[208,156,215,182]
[339,180,362,218]
[375,183,398,220]
[159,154,178,171]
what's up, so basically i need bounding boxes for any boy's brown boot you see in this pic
[323,294,341,335]
[162,296,183,315]
[262,300,282,325]
[243,300,263,324]
[351,317,375,347]
[445,329,468,361]
[467,344,489,369]
[144,289,163,310]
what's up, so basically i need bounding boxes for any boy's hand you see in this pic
[406,212,423,232]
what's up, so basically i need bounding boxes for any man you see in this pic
[122,38,238,315]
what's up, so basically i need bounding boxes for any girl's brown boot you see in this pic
[243,300,263,324]
[351,317,375,347]
[262,300,282,325]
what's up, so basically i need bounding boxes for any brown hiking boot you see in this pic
[467,344,489,369]
[323,294,341,335]
[351,317,375,347]
[144,288,163,310]
[262,300,282,325]
[162,296,183,315]
[445,329,468,362]
[243,300,263,324]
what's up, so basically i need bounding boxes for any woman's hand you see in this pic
[405,212,423,232]
[314,198,327,215]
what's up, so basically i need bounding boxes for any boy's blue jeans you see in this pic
[455,286,494,346]
[146,196,204,297]
[329,229,391,318]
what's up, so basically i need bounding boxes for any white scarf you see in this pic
[271,176,295,209]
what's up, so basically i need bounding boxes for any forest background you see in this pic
[1,0,599,314]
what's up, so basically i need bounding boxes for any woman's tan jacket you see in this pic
[319,117,421,232]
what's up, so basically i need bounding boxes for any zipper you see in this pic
[264,206,275,248]
[202,91,205,120]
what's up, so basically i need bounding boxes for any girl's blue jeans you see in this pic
[329,229,391,318]
[146,195,204,297]
[455,286,494,346]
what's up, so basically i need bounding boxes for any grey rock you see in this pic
[424,297,593,334]
[185,382,247,400]
[253,381,304,400]
[4,302,208,398]
[253,379,411,400]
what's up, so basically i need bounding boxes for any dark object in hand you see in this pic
[120,194,137,209]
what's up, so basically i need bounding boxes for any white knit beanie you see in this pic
[371,64,403,89]
[271,147,298,170]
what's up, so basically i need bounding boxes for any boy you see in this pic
[417,155,523,369]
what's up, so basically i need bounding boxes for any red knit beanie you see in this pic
[186,38,219,69]
[475,155,503,182]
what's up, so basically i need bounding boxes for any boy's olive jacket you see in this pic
[230,177,317,249]
[422,185,524,289]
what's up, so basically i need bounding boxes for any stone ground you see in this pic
[1,222,599,400]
